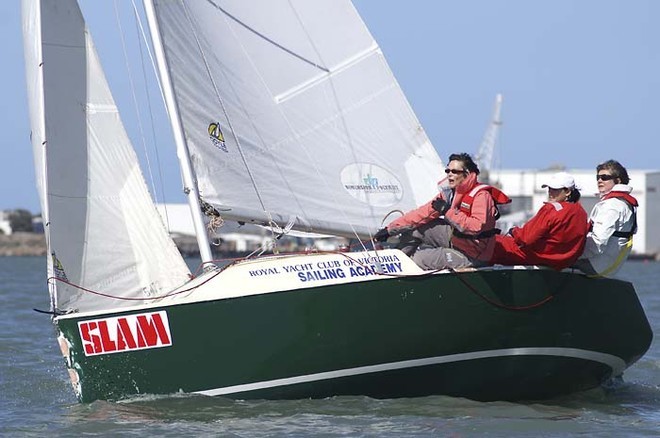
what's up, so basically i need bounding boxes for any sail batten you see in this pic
[274,43,380,104]
[151,0,444,238]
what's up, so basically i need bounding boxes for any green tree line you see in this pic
[3,209,35,233]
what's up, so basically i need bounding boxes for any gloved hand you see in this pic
[431,198,450,215]
[373,228,390,242]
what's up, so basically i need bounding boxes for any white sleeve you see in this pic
[586,204,620,255]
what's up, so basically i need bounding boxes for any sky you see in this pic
[2,0,659,213]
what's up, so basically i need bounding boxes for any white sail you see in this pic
[22,0,190,313]
[149,0,443,238]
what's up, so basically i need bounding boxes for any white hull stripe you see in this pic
[195,347,626,397]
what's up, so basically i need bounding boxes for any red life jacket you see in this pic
[591,191,638,238]
[602,191,638,207]
[458,184,512,216]
[453,184,512,240]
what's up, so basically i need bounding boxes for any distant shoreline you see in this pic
[0,232,247,259]
[0,232,46,256]
[2,232,656,262]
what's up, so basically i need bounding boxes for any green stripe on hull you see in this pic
[55,269,652,403]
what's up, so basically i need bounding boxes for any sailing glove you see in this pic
[431,198,450,215]
[374,228,390,242]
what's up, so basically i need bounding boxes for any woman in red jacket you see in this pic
[374,153,510,270]
[490,172,588,270]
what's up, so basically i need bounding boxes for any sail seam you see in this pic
[275,43,380,104]
[42,42,84,49]
[113,0,161,208]
[85,103,118,114]
[284,0,365,243]
[203,0,328,72]
[180,1,269,214]
[272,83,397,149]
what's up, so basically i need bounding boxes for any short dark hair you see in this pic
[597,159,629,185]
[448,152,480,175]
[566,187,581,203]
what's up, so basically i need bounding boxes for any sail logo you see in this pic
[340,163,404,207]
[363,174,379,188]
[78,311,173,356]
[52,253,68,281]
[208,122,228,153]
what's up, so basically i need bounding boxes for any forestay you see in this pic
[22,0,190,313]
[150,0,443,238]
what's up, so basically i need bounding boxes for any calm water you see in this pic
[1,257,658,437]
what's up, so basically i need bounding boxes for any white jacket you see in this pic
[579,184,637,277]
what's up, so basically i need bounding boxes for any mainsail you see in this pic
[149,0,443,238]
[22,0,190,313]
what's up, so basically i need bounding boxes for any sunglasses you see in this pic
[445,168,467,175]
[596,174,616,181]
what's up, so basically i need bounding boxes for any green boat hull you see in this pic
[55,268,652,403]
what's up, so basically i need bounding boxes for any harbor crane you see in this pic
[475,93,503,184]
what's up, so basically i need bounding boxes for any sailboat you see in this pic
[22,0,652,403]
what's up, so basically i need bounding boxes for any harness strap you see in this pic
[615,197,638,234]
[588,236,634,278]
[453,228,501,240]
[587,197,638,238]
[612,230,634,238]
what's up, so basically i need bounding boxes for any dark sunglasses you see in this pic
[445,168,467,175]
[596,174,616,181]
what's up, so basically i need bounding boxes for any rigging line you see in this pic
[215,0,371,246]
[47,267,223,302]
[286,0,376,248]
[130,0,167,112]
[180,2,268,213]
[449,268,554,311]
[130,0,171,229]
[211,16,311,225]
[113,0,158,203]
[33,308,64,316]
[203,0,329,73]
[333,249,557,311]
[29,13,56,311]
[176,2,373,245]
[35,67,56,310]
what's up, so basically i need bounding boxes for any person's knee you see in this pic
[572,258,597,275]
[412,248,470,270]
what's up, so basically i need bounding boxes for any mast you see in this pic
[142,0,214,264]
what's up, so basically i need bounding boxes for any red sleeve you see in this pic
[387,194,444,232]
[444,190,495,234]
[513,204,551,248]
